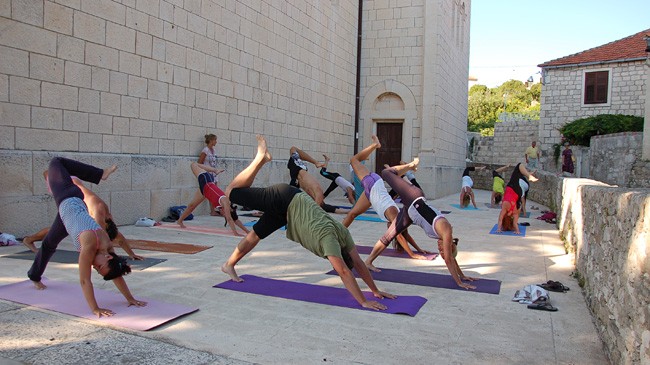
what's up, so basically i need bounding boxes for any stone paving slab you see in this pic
[0,190,608,364]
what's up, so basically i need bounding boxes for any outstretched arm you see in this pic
[78,238,111,317]
[436,220,476,290]
[219,196,243,236]
[114,232,144,260]
[111,276,147,307]
[470,190,477,208]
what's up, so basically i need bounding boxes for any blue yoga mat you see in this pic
[243,220,286,230]
[335,206,378,215]
[450,204,480,210]
[354,215,385,223]
[214,275,427,316]
[520,211,531,218]
[325,268,501,294]
[489,224,527,236]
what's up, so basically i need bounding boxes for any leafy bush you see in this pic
[560,114,643,146]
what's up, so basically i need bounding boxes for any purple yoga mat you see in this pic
[489,224,527,236]
[214,275,427,316]
[0,279,198,331]
[325,268,501,294]
[355,245,439,260]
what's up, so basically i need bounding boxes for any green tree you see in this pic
[467,80,541,136]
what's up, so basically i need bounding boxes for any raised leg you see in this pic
[225,135,272,196]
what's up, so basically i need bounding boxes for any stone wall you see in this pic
[471,118,539,165]
[590,132,644,186]
[0,149,353,237]
[473,169,649,365]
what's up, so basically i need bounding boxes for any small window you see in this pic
[584,70,609,104]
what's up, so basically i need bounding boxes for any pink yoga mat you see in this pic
[154,223,240,237]
[0,279,198,331]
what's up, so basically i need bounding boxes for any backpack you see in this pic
[169,205,193,221]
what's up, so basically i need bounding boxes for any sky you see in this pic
[469,0,650,88]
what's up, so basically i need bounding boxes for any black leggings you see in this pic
[28,157,103,282]
[462,166,476,177]
[319,167,341,197]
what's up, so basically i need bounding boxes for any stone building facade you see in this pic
[538,61,645,150]
[0,0,471,236]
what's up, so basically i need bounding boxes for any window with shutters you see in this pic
[582,69,611,106]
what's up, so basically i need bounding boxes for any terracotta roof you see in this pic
[538,28,650,68]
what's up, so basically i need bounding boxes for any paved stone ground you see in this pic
[0,190,609,364]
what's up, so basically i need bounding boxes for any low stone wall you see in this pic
[470,118,539,165]
[473,166,649,364]
[0,150,343,237]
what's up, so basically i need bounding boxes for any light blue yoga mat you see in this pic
[243,220,286,230]
[354,215,385,223]
[450,204,480,210]
[489,224,527,236]
[520,211,531,218]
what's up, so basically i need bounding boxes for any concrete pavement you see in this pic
[0,189,609,364]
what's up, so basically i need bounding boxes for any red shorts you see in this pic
[204,182,225,206]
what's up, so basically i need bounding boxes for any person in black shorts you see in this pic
[221,135,395,310]
[287,146,348,214]
[319,154,356,205]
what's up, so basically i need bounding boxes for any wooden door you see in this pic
[375,122,403,173]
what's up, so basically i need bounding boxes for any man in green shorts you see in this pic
[221,135,395,311]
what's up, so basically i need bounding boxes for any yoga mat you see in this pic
[125,240,212,254]
[355,245,438,260]
[335,206,378,215]
[325,268,501,294]
[484,203,500,209]
[243,220,286,230]
[1,250,166,271]
[0,279,198,331]
[154,223,242,236]
[450,204,480,210]
[214,275,427,316]
[520,211,531,218]
[489,224,527,236]
[354,215,385,223]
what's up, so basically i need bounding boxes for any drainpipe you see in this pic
[353,0,363,154]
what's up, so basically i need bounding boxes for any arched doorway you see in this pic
[373,92,404,172]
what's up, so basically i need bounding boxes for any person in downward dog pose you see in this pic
[364,160,479,290]
[176,162,249,236]
[496,163,538,234]
[286,146,348,214]
[22,176,144,260]
[319,154,356,205]
[490,164,510,208]
[341,136,428,260]
[28,157,146,317]
[459,166,485,208]
[221,135,395,310]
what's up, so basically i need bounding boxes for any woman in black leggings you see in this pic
[365,159,479,290]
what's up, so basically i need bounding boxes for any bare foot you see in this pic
[176,220,186,228]
[410,157,420,171]
[256,135,272,162]
[32,281,47,290]
[102,165,117,180]
[22,237,38,253]
[365,262,381,272]
[221,263,243,282]
[529,174,539,182]
[322,154,330,162]
[371,135,381,149]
